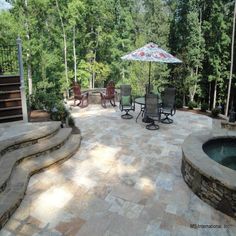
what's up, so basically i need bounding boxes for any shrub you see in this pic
[30,91,61,111]
[201,102,208,112]
[211,108,221,118]
[188,101,197,110]
[50,101,69,122]
[175,98,183,108]
[68,115,75,127]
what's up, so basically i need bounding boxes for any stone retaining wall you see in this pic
[221,121,236,131]
[181,130,236,219]
[181,155,236,218]
[82,88,120,104]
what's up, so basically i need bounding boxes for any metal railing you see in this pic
[0,45,18,75]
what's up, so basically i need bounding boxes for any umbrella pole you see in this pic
[148,62,151,93]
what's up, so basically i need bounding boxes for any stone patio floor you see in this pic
[1,104,236,236]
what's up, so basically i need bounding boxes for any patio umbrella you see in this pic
[121,42,182,91]
[0,0,12,11]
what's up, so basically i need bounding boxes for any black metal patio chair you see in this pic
[161,87,176,124]
[145,93,161,130]
[119,85,135,119]
[145,84,154,94]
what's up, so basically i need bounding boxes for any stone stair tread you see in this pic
[0,121,61,154]
[0,134,81,226]
[0,127,72,192]
[24,134,80,171]
[23,134,81,171]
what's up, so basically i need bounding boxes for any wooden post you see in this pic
[17,37,28,122]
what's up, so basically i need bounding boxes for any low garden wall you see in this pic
[181,130,236,219]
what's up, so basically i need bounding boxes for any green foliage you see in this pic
[201,102,209,112]
[30,91,61,111]
[170,0,205,103]
[175,98,183,108]
[169,0,234,109]
[211,108,221,117]
[29,79,62,111]
[50,101,69,122]
[188,101,197,110]
[68,115,75,127]
[0,0,235,111]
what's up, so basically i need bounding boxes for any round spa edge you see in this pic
[181,130,236,219]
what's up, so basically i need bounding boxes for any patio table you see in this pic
[135,96,162,123]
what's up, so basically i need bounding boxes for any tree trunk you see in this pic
[183,92,186,106]
[189,68,196,102]
[225,0,236,115]
[213,80,217,108]
[92,70,95,88]
[55,0,69,97]
[208,82,211,109]
[73,26,77,82]
[25,0,33,95]
[92,29,99,89]
[122,67,125,82]
[27,54,32,95]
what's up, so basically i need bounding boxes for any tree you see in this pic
[55,0,69,97]
[226,0,236,115]
[203,0,231,108]
[169,0,204,103]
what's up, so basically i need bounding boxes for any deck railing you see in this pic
[0,38,28,123]
[0,44,18,75]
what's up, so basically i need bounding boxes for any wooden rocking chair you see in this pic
[73,82,89,108]
[100,80,116,108]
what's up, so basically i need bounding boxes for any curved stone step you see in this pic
[0,121,61,156]
[0,128,72,193]
[0,133,81,229]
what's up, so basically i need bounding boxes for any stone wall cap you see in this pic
[182,129,236,190]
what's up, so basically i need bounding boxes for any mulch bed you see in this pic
[178,107,224,120]
[29,108,223,122]
[29,110,51,122]
[29,110,80,134]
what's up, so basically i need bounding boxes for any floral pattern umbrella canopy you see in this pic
[0,0,12,11]
[121,42,182,88]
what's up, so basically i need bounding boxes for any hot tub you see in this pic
[181,131,236,219]
[203,138,236,171]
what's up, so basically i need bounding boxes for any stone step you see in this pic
[0,121,61,156]
[0,127,72,193]
[0,133,81,229]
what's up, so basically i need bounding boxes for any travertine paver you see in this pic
[1,103,236,236]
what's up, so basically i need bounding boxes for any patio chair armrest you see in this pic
[82,92,89,98]
[100,91,105,98]
[171,105,176,116]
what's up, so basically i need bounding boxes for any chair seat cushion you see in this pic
[162,107,172,113]
[121,95,131,106]
[75,95,83,99]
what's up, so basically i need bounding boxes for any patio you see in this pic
[1,104,236,236]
